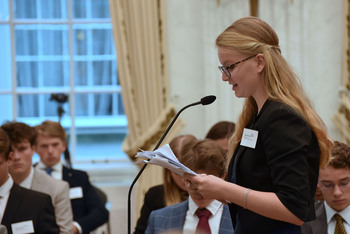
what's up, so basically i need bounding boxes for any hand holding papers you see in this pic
[135,144,198,176]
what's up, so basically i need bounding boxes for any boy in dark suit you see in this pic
[33,120,109,234]
[146,139,234,234]
[0,128,59,234]
[302,141,350,234]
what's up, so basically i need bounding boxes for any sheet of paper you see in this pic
[135,144,198,176]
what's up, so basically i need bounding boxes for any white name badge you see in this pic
[11,220,34,234]
[70,187,83,199]
[240,128,258,149]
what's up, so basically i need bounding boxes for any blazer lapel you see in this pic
[31,170,43,190]
[62,166,73,182]
[172,200,188,231]
[219,206,234,234]
[2,184,23,225]
[313,202,327,234]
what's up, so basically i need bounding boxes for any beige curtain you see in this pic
[109,0,185,226]
[333,0,350,142]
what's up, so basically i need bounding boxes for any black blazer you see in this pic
[62,166,109,234]
[227,100,319,234]
[134,185,165,234]
[2,183,59,234]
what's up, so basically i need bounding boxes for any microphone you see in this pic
[127,95,216,234]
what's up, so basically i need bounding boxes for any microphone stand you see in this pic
[127,98,214,234]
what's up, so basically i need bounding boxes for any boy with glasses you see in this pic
[302,141,350,234]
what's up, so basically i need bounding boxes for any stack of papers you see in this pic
[135,144,197,176]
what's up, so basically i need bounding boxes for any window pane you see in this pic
[0,25,11,90]
[14,0,66,19]
[75,132,127,161]
[75,93,122,116]
[73,24,113,55]
[17,94,39,117]
[93,60,117,85]
[0,0,9,20]
[74,61,88,85]
[92,28,113,55]
[15,24,68,56]
[42,61,69,86]
[14,0,37,19]
[16,62,39,87]
[0,95,13,121]
[17,61,69,87]
[73,0,110,19]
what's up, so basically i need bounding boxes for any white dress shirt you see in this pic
[324,201,350,234]
[183,196,224,234]
[35,161,63,180]
[0,175,13,222]
[19,167,34,189]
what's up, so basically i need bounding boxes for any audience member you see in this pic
[1,121,73,234]
[145,139,233,234]
[0,128,59,234]
[302,141,350,233]
[134,134,196,234]
[205,121,235,151]
[33,120,109,234]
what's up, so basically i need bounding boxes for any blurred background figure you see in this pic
[205,121,236,152]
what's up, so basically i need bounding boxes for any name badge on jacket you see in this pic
[70,187,83,199]
[11,220,34,234]
[241,128,258,149]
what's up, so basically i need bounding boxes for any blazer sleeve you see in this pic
[260,106,319,221]
[54,180,73,234]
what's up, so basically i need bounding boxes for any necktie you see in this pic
[334,213,347,234]
[195,208,212,234]
[44,167,53,176]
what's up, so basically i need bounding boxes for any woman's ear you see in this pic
[256,54,265,73]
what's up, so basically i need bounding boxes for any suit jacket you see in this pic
[145,200,234,234]
[134,185,165,234]
[31,169,73,234]
[62,166,109,234]
[1,183,59,234]
[227,99,319,234]
[301,202,327,234]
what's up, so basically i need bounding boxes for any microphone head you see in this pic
[201,95,216,105]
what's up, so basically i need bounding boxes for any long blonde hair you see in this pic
[216,16,333,168]
[163,134,196,206]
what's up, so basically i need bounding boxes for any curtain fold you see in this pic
[333,0,350,142]
[109,0,185,227]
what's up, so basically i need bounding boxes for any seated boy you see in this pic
[145,139,234,234]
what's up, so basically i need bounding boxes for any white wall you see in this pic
[167,0,343,140]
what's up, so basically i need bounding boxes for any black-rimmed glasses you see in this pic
[218,55,256,78]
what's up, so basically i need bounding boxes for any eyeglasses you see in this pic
[218,55,256,78]
[320,180,350,191]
